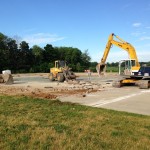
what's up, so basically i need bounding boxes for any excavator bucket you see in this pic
[96,63,106,76]
[0,74,14,84]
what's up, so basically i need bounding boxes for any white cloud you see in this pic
[132,23,142,27]
[131,31,146,37]
[23,33,65,46]
[136,51,150,62]
[139,36,150,41]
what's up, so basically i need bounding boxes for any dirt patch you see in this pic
[0,73,115,100]
[0,83,100,100]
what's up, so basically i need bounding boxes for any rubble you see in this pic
[0,73,115,100]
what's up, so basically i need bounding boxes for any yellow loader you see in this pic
[49,60,76,82]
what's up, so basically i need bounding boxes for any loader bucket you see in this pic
[96,63,106,76]
[67,71,76,80]
[2,74,14,84]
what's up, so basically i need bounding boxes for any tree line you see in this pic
[0,32,97,73]
[1,32,149,73]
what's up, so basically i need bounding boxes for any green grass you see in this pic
[106,66,119,72]
[1,96,150,150]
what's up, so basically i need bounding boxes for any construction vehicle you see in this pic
[96,33,150,89]
[49,60,76,82]
[96,33,140,76]
[112,66,150,89]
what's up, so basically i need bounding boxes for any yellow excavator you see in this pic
[96,33,140,76]
[96,33,150,88]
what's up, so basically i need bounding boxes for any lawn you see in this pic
[0,95,150,150]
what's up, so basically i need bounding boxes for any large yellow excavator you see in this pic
[96,33,140,76]
[96,33,150,89]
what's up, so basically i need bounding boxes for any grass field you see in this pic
[1,96,150,150]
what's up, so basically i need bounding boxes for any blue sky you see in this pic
[1,0,150,62]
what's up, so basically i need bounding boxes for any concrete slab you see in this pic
[60,87,150,116]
[101,90,150,115]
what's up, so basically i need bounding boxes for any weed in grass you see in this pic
[42,142,51,150]
[144,125,150,130]
[20,135,30,143]
[111,130,123,137]
[16,124,29,131]
[52,124,70,133]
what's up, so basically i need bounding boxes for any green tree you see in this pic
[7,39,18,71]
[43,44,58,62]
[0,33,8,71]
[89,61,98,72]
[81,49,91,69]
[32,45,43,65]
[76,62,81,72]
[18,41,33,72]
[0,33,19,72]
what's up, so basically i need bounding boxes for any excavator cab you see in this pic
[119,59,139,75]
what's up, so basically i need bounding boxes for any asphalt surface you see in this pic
[60,86,150,116]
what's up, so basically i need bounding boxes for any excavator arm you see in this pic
[96,33,140,76]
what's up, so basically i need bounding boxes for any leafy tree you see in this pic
[18,41,33,71]
[56,47,66,60]
[0,33,7,71]
[89,62,98,72]
[43,44,58,62]
[0,33,19,72]
[81,49,91,69]
[7,39,18,71]
[71,48,82,64]
[32,45,43,65]
[76,62,81,72]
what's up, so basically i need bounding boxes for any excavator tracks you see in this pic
[112,80,122,88]
[138,80,150,89]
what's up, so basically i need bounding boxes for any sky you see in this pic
[1,0,150,62]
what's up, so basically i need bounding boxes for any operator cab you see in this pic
[55,60,67,68]
[119,59,139,75]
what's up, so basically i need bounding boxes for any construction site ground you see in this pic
[0,72,150,115]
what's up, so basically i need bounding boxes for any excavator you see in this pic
[96,33,140,76]
[96,33,150,89]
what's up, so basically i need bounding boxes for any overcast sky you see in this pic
[1,0,150,62]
